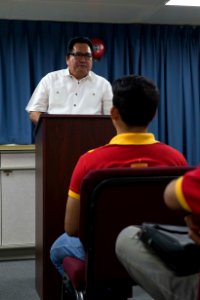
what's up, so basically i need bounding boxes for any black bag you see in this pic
[139,223,200,276]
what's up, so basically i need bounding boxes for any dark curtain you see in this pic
[0,20,199,165]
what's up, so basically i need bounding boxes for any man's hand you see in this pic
[29,111,43,124]
[185,214,200,246]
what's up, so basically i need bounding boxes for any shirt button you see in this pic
[75,93,78,96]
[74,104,76,107]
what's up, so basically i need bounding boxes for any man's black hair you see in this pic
[66,37,93,57]
[112,75,160,127]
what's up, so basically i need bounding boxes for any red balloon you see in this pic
[91,38,105,60]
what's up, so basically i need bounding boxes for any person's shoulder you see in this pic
[158,142,181,152]
[156,142,179,153]
[87,145,108,154]
[90,71,111,84]
[46,69,66,76]
[157,142,187,161]
[80,144,109,159]
[42,69,66,80]
[187,166,200,177]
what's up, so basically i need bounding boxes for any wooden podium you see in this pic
[35,115,115,300]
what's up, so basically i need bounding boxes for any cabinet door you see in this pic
[1,153,35,246]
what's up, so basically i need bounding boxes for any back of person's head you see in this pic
[112,75,159,127]
[66,36,93,57]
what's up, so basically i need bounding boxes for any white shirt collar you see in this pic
[65,68,93,81]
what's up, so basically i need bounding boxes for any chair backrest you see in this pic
[78,166,194,290]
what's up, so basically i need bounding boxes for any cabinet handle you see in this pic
[1,167,35,176]
[3,170,13,176]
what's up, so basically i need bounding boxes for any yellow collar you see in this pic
[109,133,158,145]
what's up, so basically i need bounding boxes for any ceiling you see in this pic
[0,0,200,25]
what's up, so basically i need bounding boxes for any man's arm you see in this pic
[164,179,182,210]
[164,177,200,245]
[102,81,113,115]
[64,196,80,236]
[29,111,43,124]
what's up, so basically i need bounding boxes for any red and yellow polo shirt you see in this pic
[175,166,200,214]
[68,133,187,200]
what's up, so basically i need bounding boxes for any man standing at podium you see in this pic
[25,36,112,124]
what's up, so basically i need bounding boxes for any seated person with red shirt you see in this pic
[116,166,200,300]
[50,74,187,278]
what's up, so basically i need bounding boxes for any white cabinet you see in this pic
[0,149,35,248]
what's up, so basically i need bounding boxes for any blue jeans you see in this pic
[50,232,86,277]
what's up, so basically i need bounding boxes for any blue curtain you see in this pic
[0,20,199,165]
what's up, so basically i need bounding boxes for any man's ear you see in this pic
[66,56,69,65]
[110,106,119,120]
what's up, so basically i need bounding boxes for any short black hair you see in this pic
[112,75,160,127]
[66,36,93,57]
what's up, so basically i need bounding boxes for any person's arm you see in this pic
[26,75,49,123]
[64,196,80,236]
[29,111,44,124]
[164,173,200,245]
[102,81,113,115]
[64,151,90,236]
[164,179,182,210]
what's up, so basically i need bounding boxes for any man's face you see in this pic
[66,43,93,80]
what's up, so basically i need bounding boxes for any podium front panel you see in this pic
[35,115,115,300]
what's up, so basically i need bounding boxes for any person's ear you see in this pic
[110,106,119,120]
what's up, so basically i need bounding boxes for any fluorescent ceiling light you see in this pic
[165,0,200,6]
